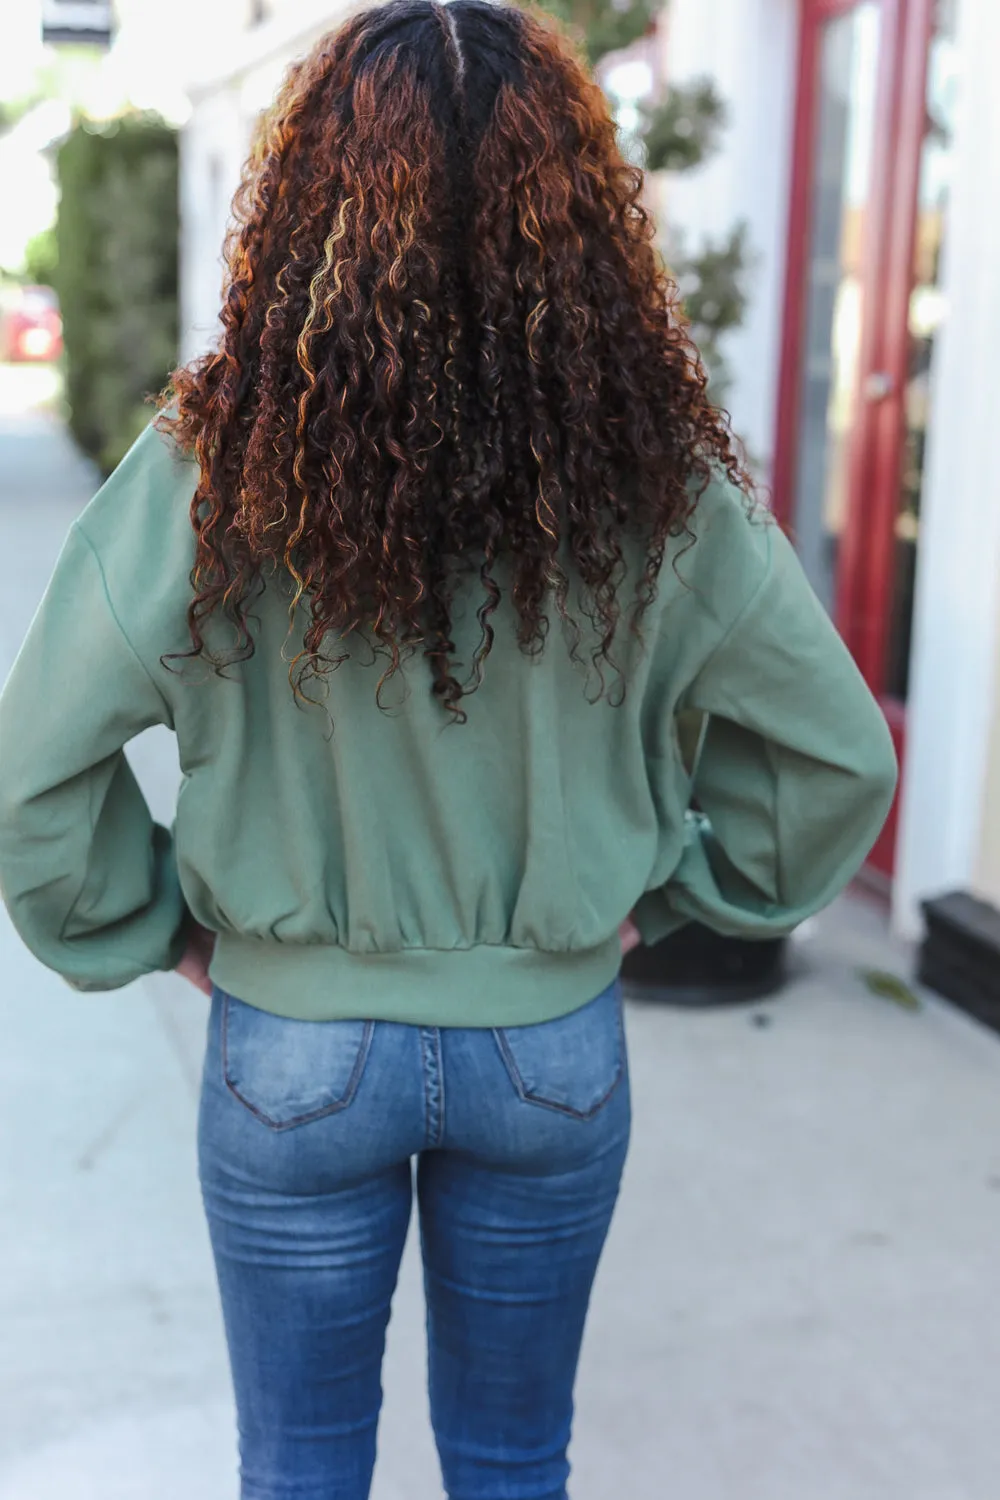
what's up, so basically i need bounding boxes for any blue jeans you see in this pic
[198,980,631,1500]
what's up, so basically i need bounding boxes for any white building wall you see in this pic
[179,0,352,363]
[974,592,1000,909]
[893,0,1000,933]
[180,90,248,362]
[660,0,799,474]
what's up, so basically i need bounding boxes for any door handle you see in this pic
[863,371,895,402]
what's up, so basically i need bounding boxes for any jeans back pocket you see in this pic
[220,991,374,1130]
[493,981,625,1121]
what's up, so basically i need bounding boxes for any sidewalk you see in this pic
[2,405,1000,1498]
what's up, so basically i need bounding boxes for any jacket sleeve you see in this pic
[0,522,186,991]
[633,520,898,945]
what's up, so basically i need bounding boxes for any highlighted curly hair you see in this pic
[160,0,751,716]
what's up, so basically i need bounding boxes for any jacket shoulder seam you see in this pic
[681,514,775,702]
[73,521,174,726]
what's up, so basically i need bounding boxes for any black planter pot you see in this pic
[621,922,787,1007]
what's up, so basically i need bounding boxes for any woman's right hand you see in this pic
[176,919,217,996]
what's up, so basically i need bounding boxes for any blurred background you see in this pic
[1,1,999,1496]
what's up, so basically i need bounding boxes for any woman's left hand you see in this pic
[176,919,216,996]
[619,916,642,956]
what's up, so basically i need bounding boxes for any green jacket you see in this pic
[0,424,896,1024]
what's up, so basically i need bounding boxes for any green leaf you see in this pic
[536,0,655,66]
[0,94,42,138]
[585,0,656,66]
[860,969,923,1011]
[24,227,59,289]
[640,79,726,174]
[672,222,751,338]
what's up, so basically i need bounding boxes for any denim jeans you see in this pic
[198,979,630,1500]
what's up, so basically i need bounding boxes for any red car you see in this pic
[2,285,63,363]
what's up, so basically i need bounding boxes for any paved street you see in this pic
[1,377,1000,1499]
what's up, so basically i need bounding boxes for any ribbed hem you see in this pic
[209,933,624,1027]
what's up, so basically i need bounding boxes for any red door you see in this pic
[773,0,958,880]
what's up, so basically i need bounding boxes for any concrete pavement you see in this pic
[1,386,1000,1499]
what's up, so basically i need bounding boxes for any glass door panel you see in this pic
[791,4,881,613]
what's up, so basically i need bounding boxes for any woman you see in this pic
[0,3,896,1496]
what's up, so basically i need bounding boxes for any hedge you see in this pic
[56,113,179,474]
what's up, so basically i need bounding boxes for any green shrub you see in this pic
[23,227,59,288]
[55,113,178,474]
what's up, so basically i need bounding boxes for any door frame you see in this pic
[772,0,936,876]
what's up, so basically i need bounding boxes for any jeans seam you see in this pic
[420,1026,445,1147]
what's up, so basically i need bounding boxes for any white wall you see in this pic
[893,0,1000,933]
[179,0,352,363]
[974,593,1000,909]
[180,90,247,363]
[661,0,799,474]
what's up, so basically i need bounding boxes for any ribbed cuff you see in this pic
[631,888,690,948]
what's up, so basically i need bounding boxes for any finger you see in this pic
[619,918,642,955]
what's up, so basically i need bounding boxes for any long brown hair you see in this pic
[159,0,750,715]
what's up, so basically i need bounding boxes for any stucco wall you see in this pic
[973,604,1000,909]
[893,0,1000,933]
[660,0,798,475]
[179,1,349,363]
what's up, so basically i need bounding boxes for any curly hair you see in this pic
[159,0,751,716]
